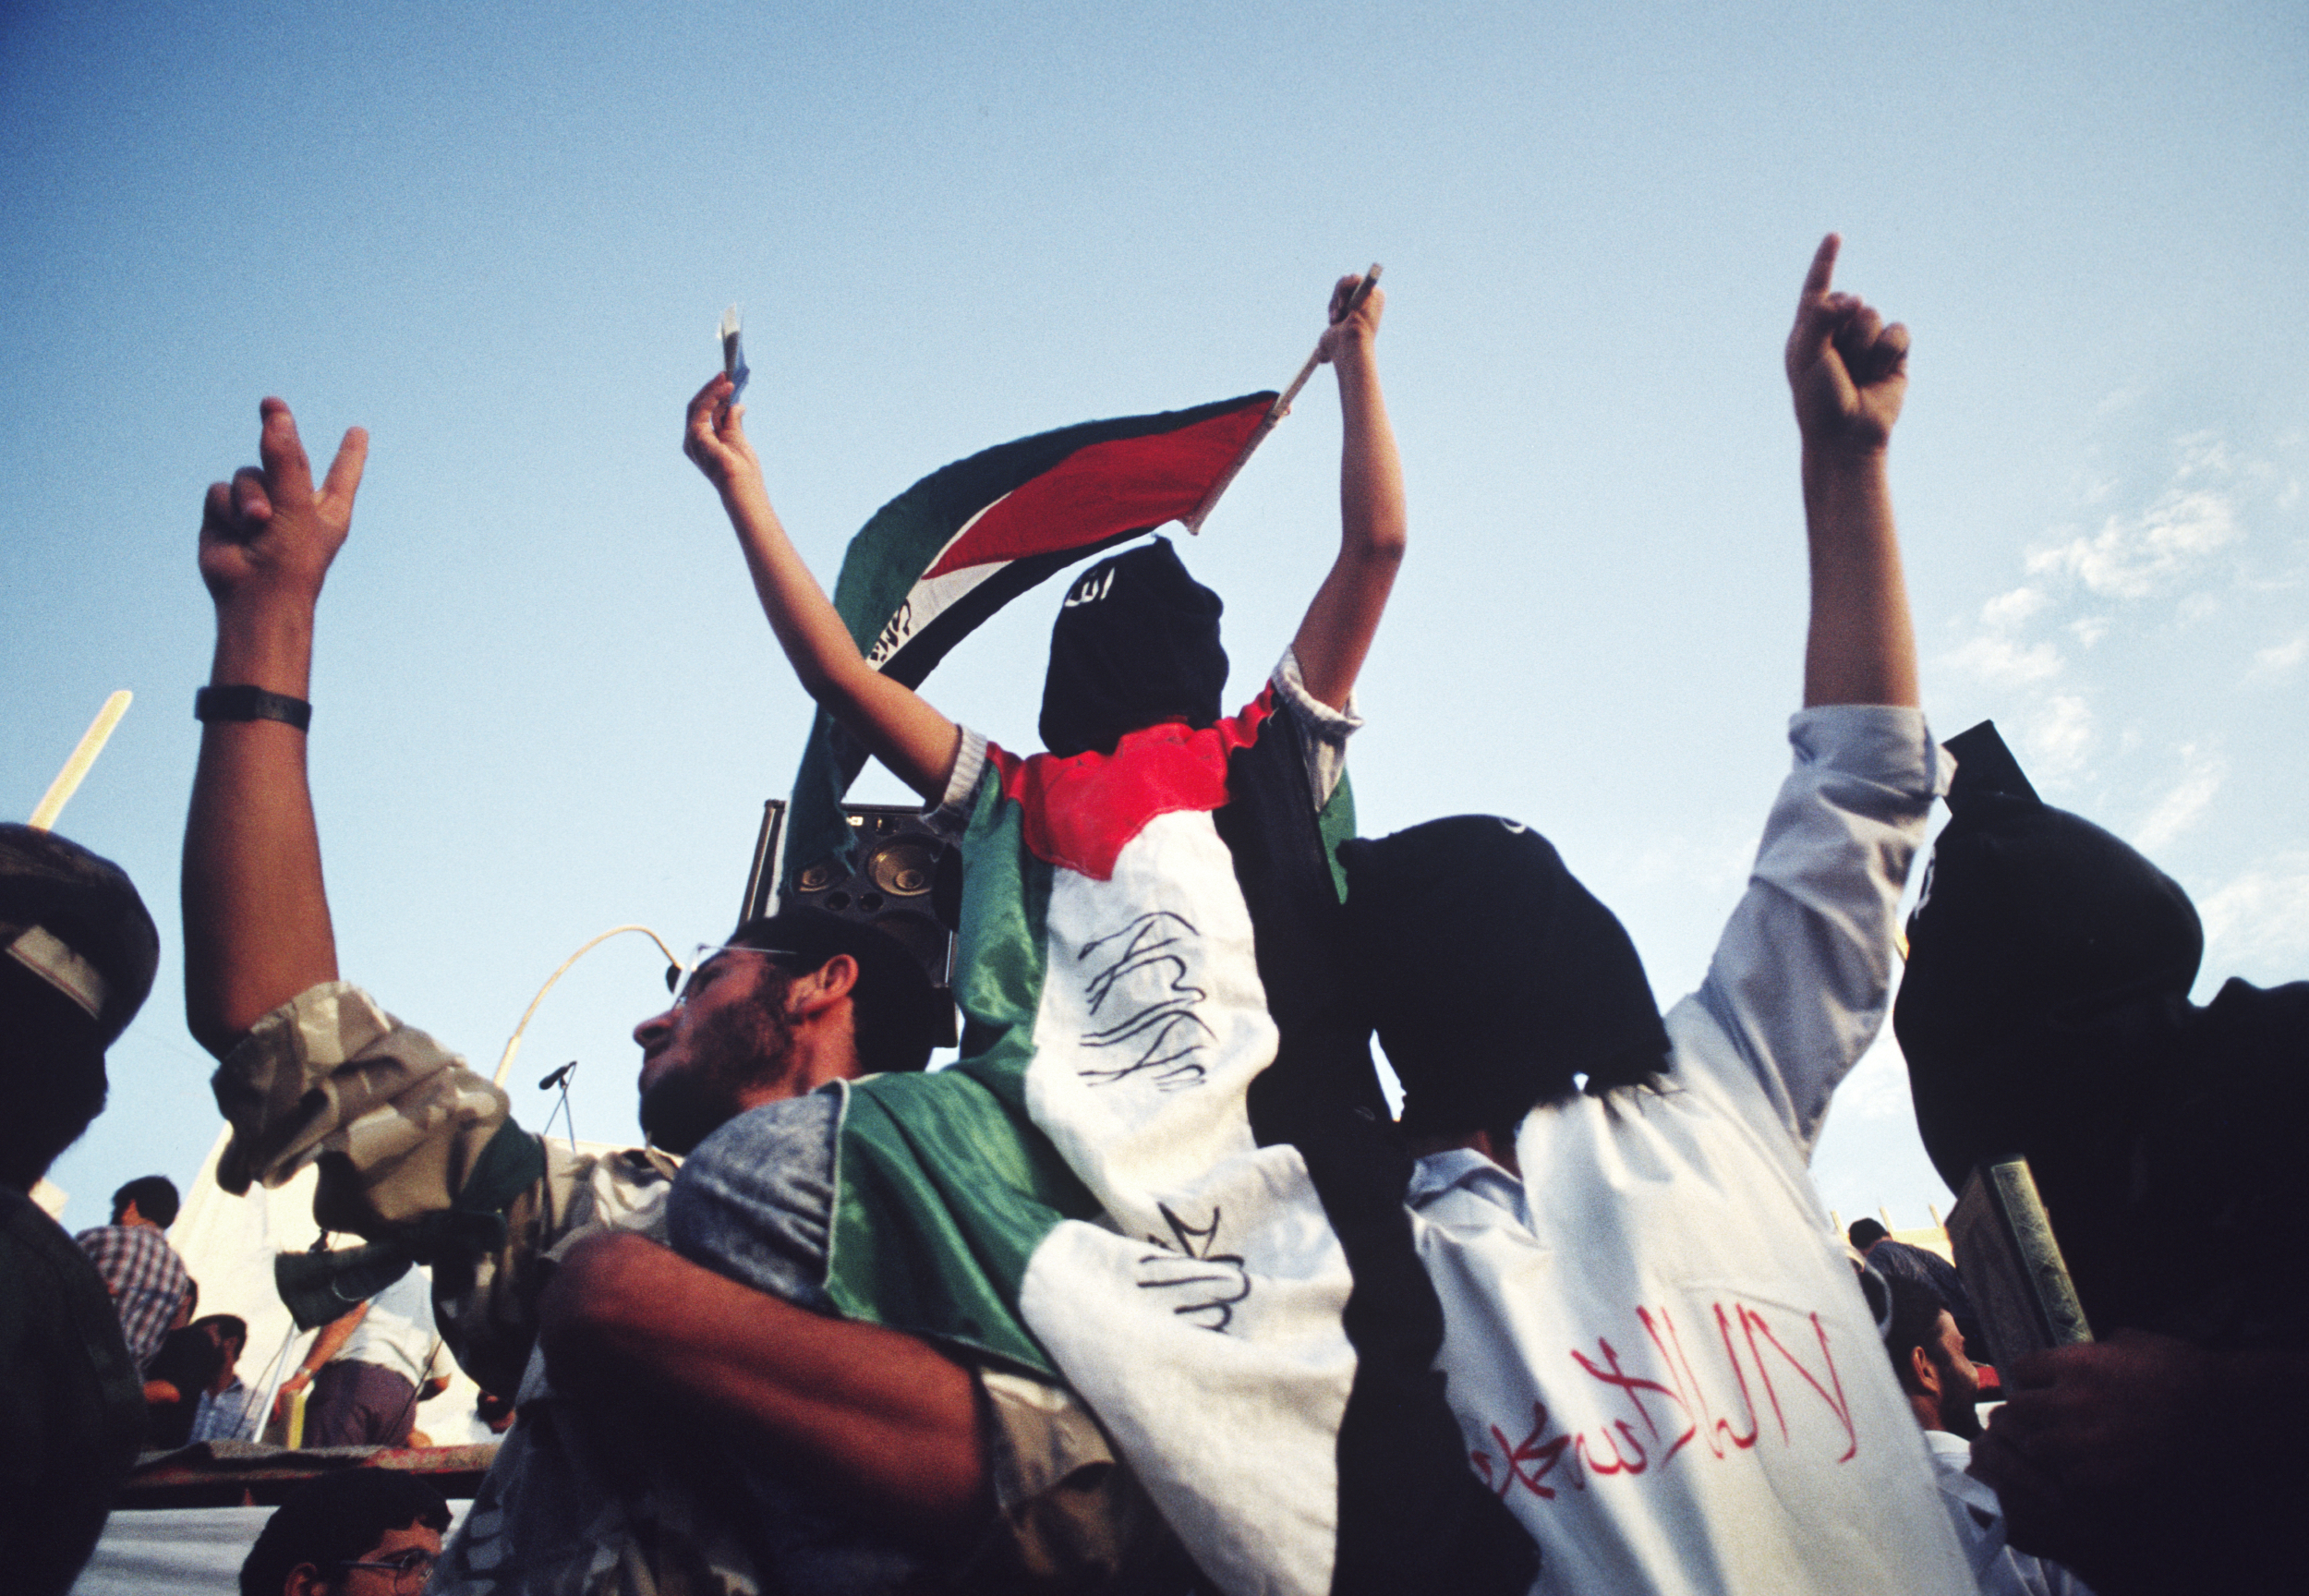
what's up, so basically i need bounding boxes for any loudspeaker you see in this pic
[740,800,961,1046]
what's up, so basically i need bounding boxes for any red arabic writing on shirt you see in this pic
[1469,1300,1857,1502]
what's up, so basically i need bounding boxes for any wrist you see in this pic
[719,468,773,518]
[209,595,319,697]
[1800,438,1891,477]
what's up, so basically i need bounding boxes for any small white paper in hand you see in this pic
[719,304,749,403]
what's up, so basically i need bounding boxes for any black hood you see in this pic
[1038,538,1227,758]
[1896,722,2202,1190]
[1894,721,2309,1348]
[1340,815,1670,1135]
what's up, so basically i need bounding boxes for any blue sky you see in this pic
[6,0,2303,1234]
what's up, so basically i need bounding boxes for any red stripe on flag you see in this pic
[991,687,1279,880]
[922,403,1270,580]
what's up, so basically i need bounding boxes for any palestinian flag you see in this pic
[783,392,1277,876]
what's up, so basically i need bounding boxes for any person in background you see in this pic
[76,1174,195,1373]
[1852,1215,1984,1358]
[1877,1273,2093,1596]
[282,1268,446,1449]
[237,1467,450,1596]
[0,822,162,1594]
[187,1313,256,1442]
[144,1318,229,1448]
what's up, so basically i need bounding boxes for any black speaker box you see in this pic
[740,800,961,1046]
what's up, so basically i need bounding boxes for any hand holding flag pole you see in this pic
[1181,264,1382,535]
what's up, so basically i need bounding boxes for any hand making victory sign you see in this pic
[184,397,368,1055]
[198,397,369,612]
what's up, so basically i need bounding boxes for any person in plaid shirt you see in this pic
[75,1175,194,1372]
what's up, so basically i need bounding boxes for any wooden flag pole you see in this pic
[28,690,133,830]
[1180,264,1383,535]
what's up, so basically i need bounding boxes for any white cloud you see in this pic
[2019,694,2093,778]
[1944,634,2063,686]
[2246,635,2307,683]
[2172,432,2236,478]
[1980,586,2047,630]
[2198,852,2309,973]
[1831,1031,1913,1124]
[1938,427,2284,804]
[2131,742,2228,853]
[2025,483,2241,600]
[1618,832,1754,894]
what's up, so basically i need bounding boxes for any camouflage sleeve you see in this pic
[210,982,679,1395]
[961,1369,1191,1595]
[211,981,514,1227]
[436,1141,676,1398]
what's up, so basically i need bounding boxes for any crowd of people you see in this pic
[5,236,2301,1595]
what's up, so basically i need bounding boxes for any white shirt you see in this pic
[337,1266,441,1386]
[1919,1430,2097,1596]
[1408,706,1977,1596]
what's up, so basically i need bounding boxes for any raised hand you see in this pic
[198,398,368,611]
[683,373,764,498]
[1316,272,1385,366]
[1784,235,1908,453]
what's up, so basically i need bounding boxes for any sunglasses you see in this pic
[334,1546,436,1589]
[667,943,805,1007]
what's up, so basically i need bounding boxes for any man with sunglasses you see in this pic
[185,401,1173,1593]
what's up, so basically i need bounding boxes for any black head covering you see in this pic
[1338,816,1670,1135]
[1038,538,1227,758]
[0,822,159,1048]
[1895,723,2202,1191]
[1894,721,2309,1348]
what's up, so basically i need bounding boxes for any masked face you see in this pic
[1038,538,1227,757]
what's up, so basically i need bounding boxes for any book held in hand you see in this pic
[1947,1155,2092,1367]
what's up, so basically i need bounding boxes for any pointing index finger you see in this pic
[1798,233,1841,308]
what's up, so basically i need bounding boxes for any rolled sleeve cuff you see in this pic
[1273,647,1362,807]
[1786,704,1949,801]
[1273,647,1363,738]
[925,727,990,839]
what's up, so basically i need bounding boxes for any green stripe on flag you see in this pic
[827,767,1098,1372]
